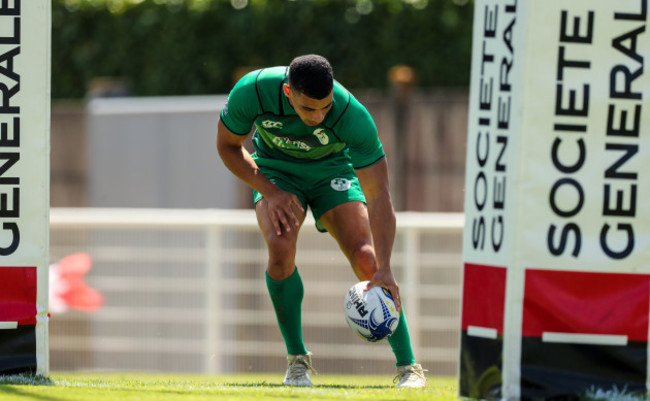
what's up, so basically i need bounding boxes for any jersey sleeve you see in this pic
[340,95,385,169]
[219,70,261,135]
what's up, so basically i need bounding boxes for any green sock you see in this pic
[266,268,308,355]
[388,308,416,367]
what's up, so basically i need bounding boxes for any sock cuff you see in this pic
[265,267,300,288]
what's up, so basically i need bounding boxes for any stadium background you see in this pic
[47,0,471,377]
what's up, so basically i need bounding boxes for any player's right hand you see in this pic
[265,189,304,236]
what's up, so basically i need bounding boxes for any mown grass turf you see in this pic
[0,372,458,401]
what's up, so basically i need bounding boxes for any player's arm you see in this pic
[356,158,401,311]
[342,92,400,307]
[216,120,303,235]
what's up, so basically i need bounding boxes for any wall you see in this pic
[50,90,469,212]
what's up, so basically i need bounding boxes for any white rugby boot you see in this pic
[283,352,317,386]
[394,363,427,388]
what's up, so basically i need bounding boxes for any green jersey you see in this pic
[220,66,385,170]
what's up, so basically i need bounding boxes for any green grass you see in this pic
[0,372,458,401]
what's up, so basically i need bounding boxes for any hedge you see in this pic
[51,0,474,99]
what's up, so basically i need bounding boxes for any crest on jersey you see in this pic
[331,178,351,191]
[313,128,329,145]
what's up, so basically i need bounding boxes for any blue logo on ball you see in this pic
[350,292,398,342]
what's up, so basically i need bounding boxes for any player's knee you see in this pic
[350,243,377,277]
[265,234,296,256]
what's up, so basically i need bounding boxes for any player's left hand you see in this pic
[365,269,401,312]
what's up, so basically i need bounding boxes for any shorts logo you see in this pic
[262,120,283,129]
[331,178,351,191]
[313,128,329,145]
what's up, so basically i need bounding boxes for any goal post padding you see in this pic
[0,1,51,376]
[460,1,649,399]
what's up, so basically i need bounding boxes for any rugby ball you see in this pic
[344,281,399,342]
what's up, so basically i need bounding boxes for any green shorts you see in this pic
[252,152,366,232]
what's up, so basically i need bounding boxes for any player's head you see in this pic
[284,54,334,126]
[288,54,333,100]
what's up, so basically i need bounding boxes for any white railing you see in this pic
[49,208,464,375]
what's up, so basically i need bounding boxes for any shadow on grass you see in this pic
[0,387,64,401]
[316,384,393,390]
[223,382,393,390]
[0,374,61,401]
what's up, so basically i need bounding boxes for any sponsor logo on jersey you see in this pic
[331,178,351,191]
[262,120,283,129]
[313,128,329,145]
[272,136,312,151]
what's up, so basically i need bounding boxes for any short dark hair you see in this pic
[288,54,333,99]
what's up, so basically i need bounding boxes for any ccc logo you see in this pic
[262,120,283,129]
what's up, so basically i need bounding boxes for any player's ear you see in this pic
[283,83,291,98]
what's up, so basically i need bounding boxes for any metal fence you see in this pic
[49,208,464,376]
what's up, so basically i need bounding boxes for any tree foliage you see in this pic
[52,0,473,99]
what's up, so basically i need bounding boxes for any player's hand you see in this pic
[365,269,401,312]
[265,189,304,236]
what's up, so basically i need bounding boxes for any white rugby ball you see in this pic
[344,281,399,342]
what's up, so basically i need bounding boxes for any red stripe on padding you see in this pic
[461,263,507,334]
[0,267,37,325]
[523,269,649,342]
